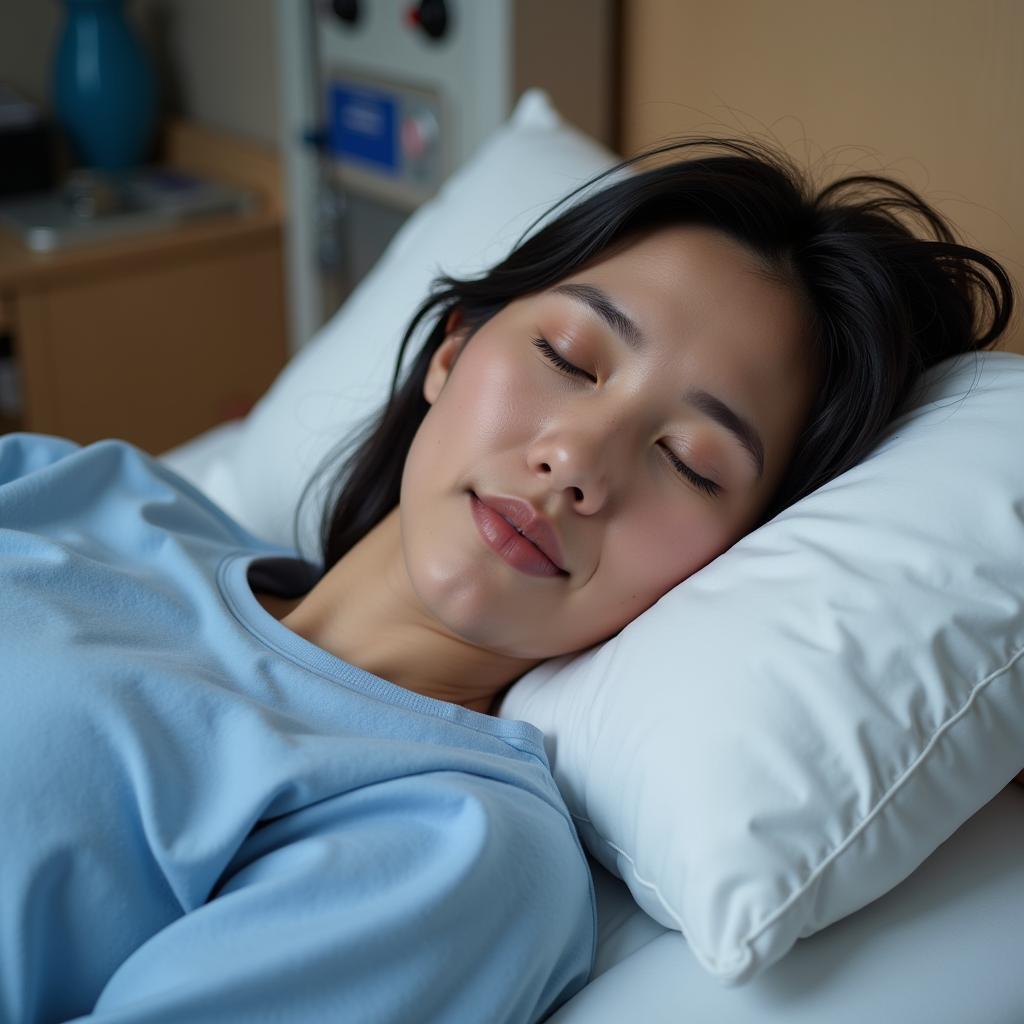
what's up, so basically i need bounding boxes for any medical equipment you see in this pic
[275,0,615,353]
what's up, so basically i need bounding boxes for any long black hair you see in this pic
[294,134,1016,568]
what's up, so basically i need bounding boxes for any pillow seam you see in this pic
[572,636,1024,976]
[736,637,1024,960]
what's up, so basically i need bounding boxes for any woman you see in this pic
[1,136,1015,1023]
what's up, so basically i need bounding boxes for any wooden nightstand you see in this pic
[0,120,290,455]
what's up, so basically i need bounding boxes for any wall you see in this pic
[0,1,62,112]
[621,0,1023,353]
[0,0,280,148]
[141,0,281,148]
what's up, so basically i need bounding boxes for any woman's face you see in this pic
[399,224,818,661]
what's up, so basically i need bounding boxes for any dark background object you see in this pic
[331,0,360,26]
[0,83,57,197]
[406,0,449,41]
[0,119,57,197]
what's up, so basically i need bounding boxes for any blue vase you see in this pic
[53,0,158,170]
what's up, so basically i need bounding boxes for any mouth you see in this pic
[469,491,569,579]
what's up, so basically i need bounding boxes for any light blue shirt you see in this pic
[0,433,596,1023]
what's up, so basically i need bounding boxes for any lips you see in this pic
[472,492,567,573]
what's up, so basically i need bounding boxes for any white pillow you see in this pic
[498,348,1024,985]
[161,89,618,553]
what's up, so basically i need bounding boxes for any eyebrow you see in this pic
[551,283,766,480]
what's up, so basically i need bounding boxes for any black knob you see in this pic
[331,0,360,26]
[406,0,449,41]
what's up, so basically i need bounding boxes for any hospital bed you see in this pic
[157,90,1024,1023]
[161,418,1024,1024]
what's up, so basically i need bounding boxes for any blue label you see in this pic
[327,81,399,175]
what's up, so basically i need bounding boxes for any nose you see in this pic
[527,421,613,513]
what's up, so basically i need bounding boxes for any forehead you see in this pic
[580,224,800,336]
[560,223,812,395]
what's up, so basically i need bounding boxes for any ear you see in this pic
[423,308,466,406]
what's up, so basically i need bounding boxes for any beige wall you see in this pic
[143,0,280,148]
[0,0,279,147]
[0,1,62,111]
[621,0,1023,354]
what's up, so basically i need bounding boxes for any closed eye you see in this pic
[532,335,595,382]
[531,336,722,497]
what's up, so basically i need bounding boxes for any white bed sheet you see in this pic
[159,426,1024,1023]
[159,415,247,524]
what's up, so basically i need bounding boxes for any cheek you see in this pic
[446,336,530,430]
[605,505,733,615]
[402,340,530,495]
[464,345,538,444]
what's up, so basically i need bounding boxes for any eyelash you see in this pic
[530,336,722,497]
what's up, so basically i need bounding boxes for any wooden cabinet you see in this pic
[0,121,290,455]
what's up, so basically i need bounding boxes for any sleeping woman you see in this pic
[0,136,1015,1023]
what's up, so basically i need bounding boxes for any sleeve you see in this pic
[0,431,81,489]
[73,774,596,1024]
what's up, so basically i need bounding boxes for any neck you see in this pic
[262,507,541,714]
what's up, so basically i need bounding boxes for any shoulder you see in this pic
[359,767,595,920]
[436,770,597,950]
[432,772,598,1009]
[0,432,81,489]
